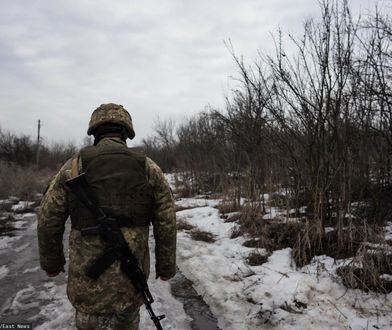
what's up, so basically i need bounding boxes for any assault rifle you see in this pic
[66,173,165,330]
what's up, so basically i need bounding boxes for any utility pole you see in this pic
[36,119,41,169]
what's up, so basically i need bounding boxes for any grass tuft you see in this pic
[177,219,196,231]
[246,251,270,266]
[190,229,216,243]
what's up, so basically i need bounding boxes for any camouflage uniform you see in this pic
[75,307,140,330]
[37,137,176,330]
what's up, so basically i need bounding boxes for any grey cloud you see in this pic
[0,0,379,145]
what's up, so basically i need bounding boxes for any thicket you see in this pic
[0,127,77,199]
[143,1,392,292]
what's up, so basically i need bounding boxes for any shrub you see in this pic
[0,164,53,200]
[217,200,241,214]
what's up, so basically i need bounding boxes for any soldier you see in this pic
[37,103,177,330]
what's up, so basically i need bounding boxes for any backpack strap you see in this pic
[71,157,79,178]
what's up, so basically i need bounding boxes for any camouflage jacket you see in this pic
[37,137,176,314]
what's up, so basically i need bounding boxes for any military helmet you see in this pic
[87,103,135,139]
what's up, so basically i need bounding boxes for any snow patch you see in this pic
[0,236,21,251]
[176,201,392,330]
[0,265,9,279]
[139,231,192,330]
[31,231,191,330]
[11,201,35,212]
[14,242,30,253]
[33,283,75,330]
[385,222,392,241]
[14,213,36,219]
[176,197,220,209]
[380,274,392,281]
[22,266,40,274]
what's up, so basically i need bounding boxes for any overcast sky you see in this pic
[0,0,383,146]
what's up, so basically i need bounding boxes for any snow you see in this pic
[0,265,9,279]
[14,242,30,253]
[380,274,392,281]
[262,205,290,221]
[176,196,392,330]
[8,284,48,313]
[362,242,392,255]
[177,205,235,238]
[386,222,392,241]
[0,235,21,251]
[22,266,40,274]
[33,229,191,330]
[176,196,220,209]
[12,220,28,229]
[325,226,335,233]
[139,233,192,330]
[1,176,392,329]
[14,213,36,219]
[164,173,177,187]
[7,282,75,330]
[11,201,35,212]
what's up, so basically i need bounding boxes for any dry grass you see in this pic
[224,203,304,252]
[236,203,264,233]
[239,217,392,292]
[228,204,263,240]
[224,213,241,223]
[0,164,53,200]
[292,221,383,267]
[173,176,392,293]
[290,220,392,292]
[257,221,302,251]
[230,226,244,239]
[243,239,263,248]
[246,251,270,266]
[337,242,392,293]
[0,214,16,236]
[177,219,196,231]
[176,186,193,198]
[268,192,289,208]
[190,229,216,243]
[0,200,15,212]
[173,175,193,198]
[217,200,241,214]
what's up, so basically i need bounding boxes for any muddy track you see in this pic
[0,213,220,329]
[170,269,220,330]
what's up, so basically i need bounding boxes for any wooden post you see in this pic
[36,119,41,168]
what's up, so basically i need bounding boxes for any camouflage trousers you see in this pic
[75,308,140,330]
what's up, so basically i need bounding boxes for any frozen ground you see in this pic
[1,182,392,329]
[32,231,193,330]
[0,214,192,330]
[175,196,392,330]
